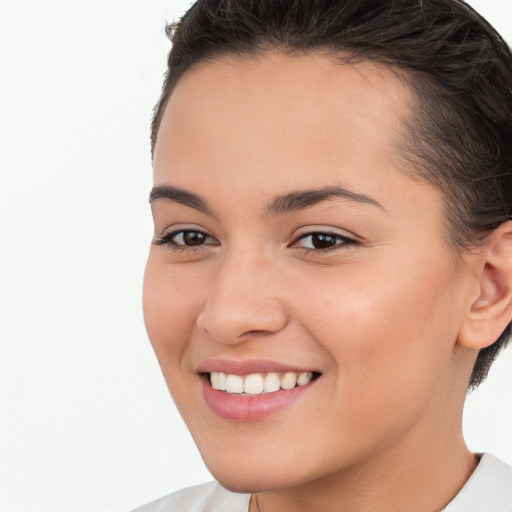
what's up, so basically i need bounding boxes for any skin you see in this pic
[143,53,505,511]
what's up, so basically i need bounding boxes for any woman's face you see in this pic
[144,54,476,492]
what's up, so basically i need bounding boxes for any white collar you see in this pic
[443,453,512,511]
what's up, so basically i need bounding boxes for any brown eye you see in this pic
[170,230,219,247]
[309,233,338,249]
[293,232,358,251]
[179,231,208,246]
[154,229,219,249]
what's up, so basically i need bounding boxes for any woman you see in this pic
[136,0,512,510]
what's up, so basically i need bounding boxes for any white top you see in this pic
[132,453,512,512]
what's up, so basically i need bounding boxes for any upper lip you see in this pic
[196,358,319,376]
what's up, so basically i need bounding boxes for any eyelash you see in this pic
[290,231,359,253]
[154,229,358,253]
[154,230,219,252]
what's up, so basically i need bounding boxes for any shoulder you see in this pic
[443,453,512,512]
[131,481,251,512]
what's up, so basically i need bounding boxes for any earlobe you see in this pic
[458,221,512,350]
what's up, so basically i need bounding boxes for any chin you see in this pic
[200,446,322,495]
[209,468,295,495]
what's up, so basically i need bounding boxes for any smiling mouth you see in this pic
[206,371,321,396]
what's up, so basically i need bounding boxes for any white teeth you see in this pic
[297,371,313,386]
[210,372,227,391]
[225,374,244,394]
[209,370,315,395]
[263,372,281,393]
[280,372,297,390]
[243,373,264,394]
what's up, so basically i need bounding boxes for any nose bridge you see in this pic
[196,245,287,343]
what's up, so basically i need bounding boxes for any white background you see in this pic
[0,1,511,511]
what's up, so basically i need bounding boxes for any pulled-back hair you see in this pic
[151,0,512,389]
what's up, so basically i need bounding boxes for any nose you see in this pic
[196,250,288,344]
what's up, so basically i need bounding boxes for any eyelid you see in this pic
[291,225,359,241]
[152,224,359,253]
[153,226,220,249]
[289,227,360,252]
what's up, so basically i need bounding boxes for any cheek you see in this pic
[142,254,202,364]
[292,255,462,405]
[277,265,463,468]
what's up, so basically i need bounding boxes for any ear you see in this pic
[458,221,512,350]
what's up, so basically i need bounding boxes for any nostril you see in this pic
[243,329,272,337]
[200,326,273,343]
[196,295,289,344]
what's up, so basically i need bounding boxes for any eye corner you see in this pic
[152,233,170,247]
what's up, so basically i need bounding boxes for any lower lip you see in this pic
[202,377,314,421]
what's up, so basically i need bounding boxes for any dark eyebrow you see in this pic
[267,185,384,215]
[149,185,214,216]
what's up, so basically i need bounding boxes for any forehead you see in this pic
[153,53,416,201]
